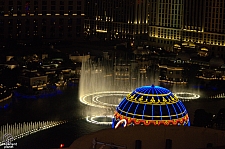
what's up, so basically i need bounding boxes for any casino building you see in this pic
[85,0,225,58]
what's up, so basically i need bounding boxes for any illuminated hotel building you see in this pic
[0,0,84,44]
[84,0,149,40]
[148,0,184,51]
[85,0,225,57]
[182,0,225,57]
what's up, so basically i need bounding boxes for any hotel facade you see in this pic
[85,0,225,58]
[0,0,84,44]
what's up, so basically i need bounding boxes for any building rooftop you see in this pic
[68,125,225,149]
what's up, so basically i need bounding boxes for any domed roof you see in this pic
[113,85,190,128]
[209,56,224,68]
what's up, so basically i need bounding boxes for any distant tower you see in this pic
[149,0,184,29]
[85,0,149,40]
[148,0,184,51]
[0,0,84,43]
[183,0,205,32]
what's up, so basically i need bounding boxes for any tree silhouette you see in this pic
[215,108,225,130]
[193,109,213,127]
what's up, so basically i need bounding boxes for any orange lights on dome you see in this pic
[114,111,189,126]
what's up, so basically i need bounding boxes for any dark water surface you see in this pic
[0,86,110,149]
[1,86,225,149]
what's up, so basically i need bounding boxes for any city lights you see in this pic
[174,92,200,100]
[86,115,113,125]
[80,91,129,108]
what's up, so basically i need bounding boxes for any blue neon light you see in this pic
[142,104,146,119]
[178,101,186,114]
[188,121,190,126]
[160,105,162,120]
[135,85,171,95]
[152,86,154,94]
[152,104,154,120]
[166,104,172,120]
[175,102,183,116]
[118,97,127,107]
[178,101,187,114]
[133,103,140,118]
[172,104,178,119]
[126,102,134,117]
[120,100,130,115]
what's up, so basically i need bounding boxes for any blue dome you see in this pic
[113,85,190,127]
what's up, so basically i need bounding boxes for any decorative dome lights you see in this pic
[112,85,190,128]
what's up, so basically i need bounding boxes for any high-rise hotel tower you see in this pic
[0,0,84,44]
[85,0,225,57]
[85,0,149,41]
